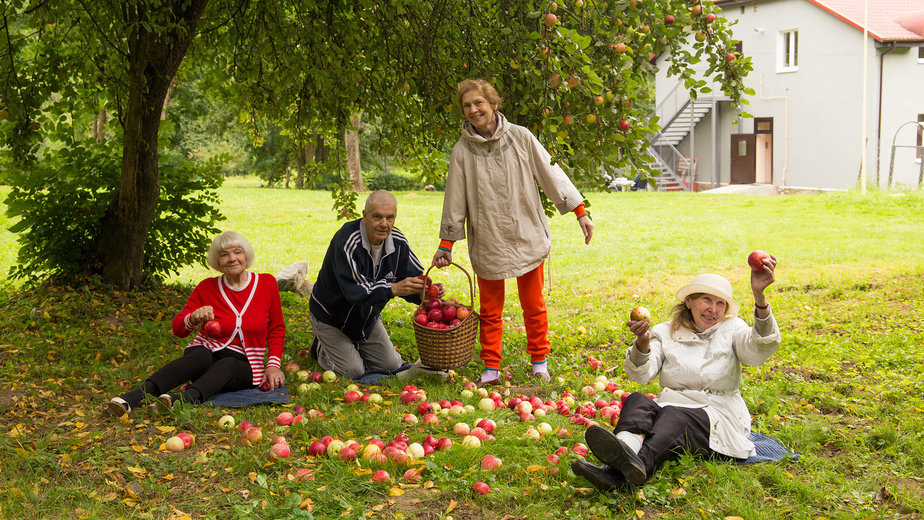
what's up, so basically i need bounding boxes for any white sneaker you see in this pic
[107,397,130,417]
[396,359,449,381]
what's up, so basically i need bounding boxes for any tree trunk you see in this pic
[161,76,178,121]
[284,165,291,189]
[345,112,365,192]
[294,147,306,189]
[93,1,209,290]
[92,110,108,142]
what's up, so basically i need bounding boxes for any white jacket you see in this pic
[439,113,583,280]
[624,310,781,459]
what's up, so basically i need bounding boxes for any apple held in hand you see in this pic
[748,250,770,271]
[630,306,651,322]
[203,319,222,338]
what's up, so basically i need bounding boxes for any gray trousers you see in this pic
[308,312,402,379]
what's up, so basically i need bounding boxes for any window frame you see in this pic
[777,29,799,73]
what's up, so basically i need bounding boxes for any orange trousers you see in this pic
[476,263,550,370]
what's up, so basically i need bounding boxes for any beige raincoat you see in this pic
[439,113,583,280]
[624,311,781,459]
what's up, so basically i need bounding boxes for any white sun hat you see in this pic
[675,273,740,317]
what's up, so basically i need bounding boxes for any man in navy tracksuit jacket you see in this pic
[309,190,426,379]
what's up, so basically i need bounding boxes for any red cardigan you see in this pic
[172,273,285,386]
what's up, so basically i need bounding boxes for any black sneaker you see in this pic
[585,425,648,485]
[571,460,629,492]
[309,337,319,360]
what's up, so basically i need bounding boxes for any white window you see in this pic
[777,29,798,72]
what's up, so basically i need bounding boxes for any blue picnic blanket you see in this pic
[738,432,801,464]
[353,362,414,386]
[205,387,291,407]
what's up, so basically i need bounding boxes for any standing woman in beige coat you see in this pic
[572,256,781,491]
[431,79,594,386]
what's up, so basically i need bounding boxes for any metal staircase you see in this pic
[644,83,723,191]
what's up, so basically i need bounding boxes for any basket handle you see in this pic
[421,261,476,308]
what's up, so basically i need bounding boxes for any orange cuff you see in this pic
[572,202,588,219]
[438,239,455,252]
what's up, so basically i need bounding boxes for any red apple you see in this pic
[294,468,314,481]
[427,284,440,298]
[176,432,194,449]
[271,442,291,458]
[664,14,675,25]
[457,307,471,319]
[481,454,502,471]
[436,437,453,451]
[705,13,716,23]
[372,470,391,483]
[748,250,770,271]
[203,319,222,338]
[427,309,442,323]
[619,119,631,131]
[276,412,294,426]
[441,305,457,322]
[426,298,443,311]
[544,13,558,26]
[472,481,491,495]
[726,52,736,62]
[339,447,357,461]
[414,313,428,326]
[242,426,262,443]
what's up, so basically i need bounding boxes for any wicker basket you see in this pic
[413,262,479,369]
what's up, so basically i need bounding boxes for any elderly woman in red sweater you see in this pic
[107,231,286,416]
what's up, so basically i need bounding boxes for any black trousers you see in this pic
[614,392,723,478]
[146,346,254,403]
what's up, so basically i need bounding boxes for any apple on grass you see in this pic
[472,482,491,495]
[165,436,185,452]
[481,455,502,471]
[372,470,391,483]
[322,370,337,383]
[218,415,236,430]
[403,468,422,483]
[276,412,294,426]
[271,443,291,458]
[308,441,326,456]
[176,432,194,449]
[242,426,263,444]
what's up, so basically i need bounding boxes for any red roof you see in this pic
[718,0,924,42]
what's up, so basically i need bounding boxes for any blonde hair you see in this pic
[456,79,502,111]
[206,231,255,271]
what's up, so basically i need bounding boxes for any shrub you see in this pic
[363,170,421,191]
[4,139,224,284]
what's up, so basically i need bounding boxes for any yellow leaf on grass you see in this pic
[126,466,147,478]
[6,424,26,437]
[132,445,145,453]
[383,401,393,406]
[372,504,386,512]
[526,465,544,473]
[389,487,404,496]
[725,517,745,520]
[353,468,372,476]
[299,497,315,511]
[635,510,645,518]
[156,426,176,433]
[446,499,457,513]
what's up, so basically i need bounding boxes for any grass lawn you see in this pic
[1,181,923,519]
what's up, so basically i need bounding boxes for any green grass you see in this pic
[1,182,924,519]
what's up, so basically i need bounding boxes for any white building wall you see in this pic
[878,46,924,189]
[655,0,923,190]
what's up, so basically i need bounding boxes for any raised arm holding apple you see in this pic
[573,254,783,492]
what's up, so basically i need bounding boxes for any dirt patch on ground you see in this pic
[0,388,27,408]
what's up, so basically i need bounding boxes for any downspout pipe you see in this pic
[876,43,897,186]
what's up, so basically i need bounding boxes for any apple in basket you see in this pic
[457,306,472,320]
[414,313,428,326]
[442,305,457,323]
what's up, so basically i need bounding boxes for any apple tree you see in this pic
[0,0,750,289]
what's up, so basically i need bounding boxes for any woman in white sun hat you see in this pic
[573,255,780,491]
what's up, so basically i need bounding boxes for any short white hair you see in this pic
[206,231,255,271]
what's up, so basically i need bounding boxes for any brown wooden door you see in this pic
[730,134,756,184]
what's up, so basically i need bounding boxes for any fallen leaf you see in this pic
[526,465,544,473]
[156,426,176,434]
[299,497,315,511]
[389,487,404,496]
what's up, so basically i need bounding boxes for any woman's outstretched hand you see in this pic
[626,319,651,353]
